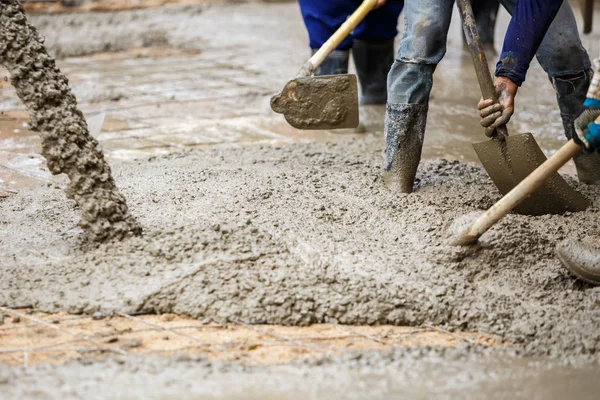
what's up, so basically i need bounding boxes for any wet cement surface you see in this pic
[2,350,600,399]
[1,1,597,193]
[2,1,600,397]
[0,0,141,241]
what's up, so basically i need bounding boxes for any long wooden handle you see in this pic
[297,0,377,77]
[456,0,508,138]
[453,139,582,245]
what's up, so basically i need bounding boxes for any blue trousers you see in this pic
[298,0,404,50]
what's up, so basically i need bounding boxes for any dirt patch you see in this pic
[1,138,599,364]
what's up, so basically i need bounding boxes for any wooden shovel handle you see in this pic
[456,0,508,139]
[297,0,377,77]
[454,139,582,245]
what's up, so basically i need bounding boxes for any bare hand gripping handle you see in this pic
[456,0,509,139]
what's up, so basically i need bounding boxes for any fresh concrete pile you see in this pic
[0,0,141,241]
[1,137,599,362]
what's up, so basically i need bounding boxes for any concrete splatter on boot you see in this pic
[556,69,600,184]
[383,103,428,193]
[556,237,600,285]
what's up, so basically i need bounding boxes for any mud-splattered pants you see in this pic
[387,0,591,106]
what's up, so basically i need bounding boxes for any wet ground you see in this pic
[1,1,597,195]
[2,1,600,398]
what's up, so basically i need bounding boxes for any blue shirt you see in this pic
[495,0,564,86]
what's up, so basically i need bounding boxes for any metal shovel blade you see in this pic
[473,133,590,215]
[270,74,359,130]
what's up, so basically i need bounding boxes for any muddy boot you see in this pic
[556,69,600,184]
[556,237,600,285]
[352,39,395,105]
[383,103,428,193]
[312,49,349,76]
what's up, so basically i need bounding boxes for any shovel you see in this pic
[270,0,378,130]
[451,139,589,246]
[457,0,589,215]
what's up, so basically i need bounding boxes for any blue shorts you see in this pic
[299,0,404,50]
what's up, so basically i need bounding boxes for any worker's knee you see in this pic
[398,13,448,65]
[387,61,435,104]
[553,69,594,114]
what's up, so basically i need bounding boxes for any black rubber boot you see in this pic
[557,237,600,285]
[383,103,428,193]
[352,39,395,105]
[312,49,349,76]
[555,69,600,184]
[469,0,499,53]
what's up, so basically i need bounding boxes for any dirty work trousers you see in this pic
[298,0,404,50]
[387,0,591,105]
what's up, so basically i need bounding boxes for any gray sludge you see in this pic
[1,139,600,364]
[0,0,141,241]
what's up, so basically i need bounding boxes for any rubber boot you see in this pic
[555,69,600,184]
[462,0,499,55]
[383,103,428,193]
[312,49,349,76]
[352,39,395,105]
[556,237,600,285]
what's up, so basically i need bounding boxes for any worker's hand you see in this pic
[574,60,600,151]
[573,108,600,151]
[374,0,387,8]
[477,77,518,137]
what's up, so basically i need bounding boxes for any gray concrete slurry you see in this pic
[1,138,599,365]
[0,0,141,241]
[2,350,600,399]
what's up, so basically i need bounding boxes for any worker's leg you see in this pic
[352,2,404,105]
[298,0,354,75]
[384,0,454,193]
[471,0,499,52]
[499,0,599,183]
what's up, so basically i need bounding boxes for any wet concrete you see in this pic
[2,350,600,399]
[1,1,600,397]
[0,0,141,241]
[271,75,359,130]
[0,1,596,194]
[2,139,600,363]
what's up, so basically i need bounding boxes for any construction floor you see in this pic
[1,1,600,399]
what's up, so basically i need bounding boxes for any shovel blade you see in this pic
[270,74,359,130]
[473,133,589,215]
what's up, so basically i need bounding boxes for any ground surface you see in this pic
[1,1,600,398]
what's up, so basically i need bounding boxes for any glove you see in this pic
[574,58,600,151]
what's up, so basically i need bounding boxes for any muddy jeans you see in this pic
[387,0,591,105]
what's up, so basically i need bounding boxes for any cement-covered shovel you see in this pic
[457,0,589,216]
[270,0,378,130]
[451,139,588,246]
